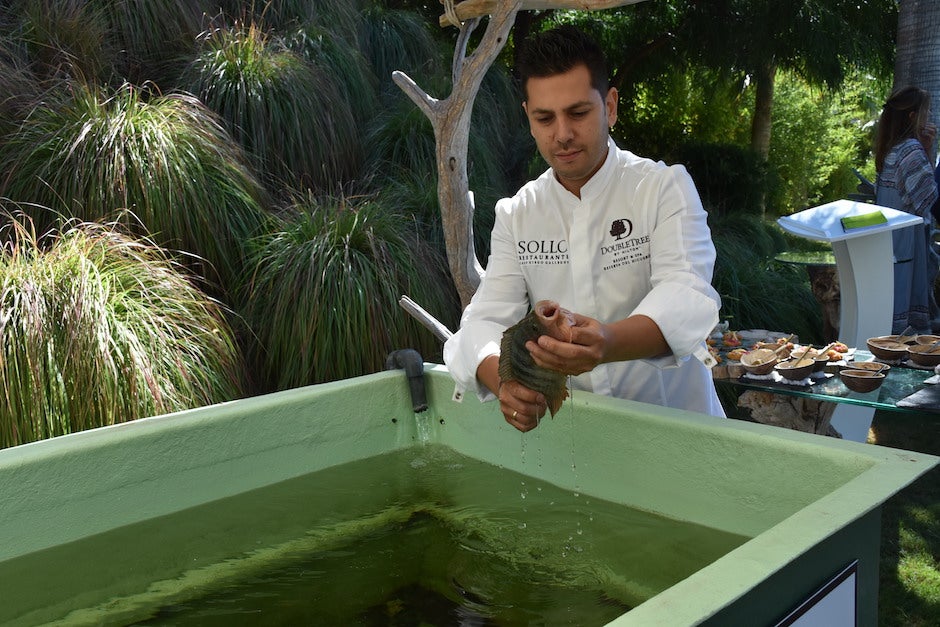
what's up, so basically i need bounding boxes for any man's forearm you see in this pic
[476,354,501,396]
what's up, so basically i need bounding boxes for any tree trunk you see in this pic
[395,2,525,308]
[750,60,776,161]
[895,0,940,161]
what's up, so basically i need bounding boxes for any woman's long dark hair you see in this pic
[875,85,931,172]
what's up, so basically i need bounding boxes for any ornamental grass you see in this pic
[0,81,270,292]
[242,193,459,392]
[185,22,361,193]
[15,0,112,82]
[0,214,243,449]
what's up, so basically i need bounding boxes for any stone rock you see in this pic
[737,390,841,437]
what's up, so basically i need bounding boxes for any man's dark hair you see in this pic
[516,25,609,99]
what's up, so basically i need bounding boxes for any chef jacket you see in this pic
[443,138,725,417]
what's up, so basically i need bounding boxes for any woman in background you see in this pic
[874,85,939,334]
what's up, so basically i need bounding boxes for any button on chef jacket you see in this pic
[444,138,726,418]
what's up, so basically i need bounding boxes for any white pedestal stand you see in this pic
[777,200,923,442]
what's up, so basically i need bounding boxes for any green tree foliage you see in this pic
[709,214,822,343]
[769,70,889,214]
[554,1,895,158]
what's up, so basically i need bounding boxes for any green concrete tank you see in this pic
[0,364,935,625]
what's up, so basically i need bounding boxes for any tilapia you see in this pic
[498,300,575,416]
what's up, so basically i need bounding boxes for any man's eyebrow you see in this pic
[528,100,596,115]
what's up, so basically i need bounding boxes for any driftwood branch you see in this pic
[392,70,439,119]
[394,0,524,308]
[439,0,648,27]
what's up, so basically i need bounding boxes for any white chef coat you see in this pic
[443,138,725,417]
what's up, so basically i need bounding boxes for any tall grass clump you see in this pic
[14,0,112,82]
[357,5,442,84]
[242,193,459,392]
[0,81,270,292]
[711,215,823,343]
[100,0,204,86]
[0,37,41,138]
[0,214,243,449]
[185,22,361,194]
[286,23,377,126]
[214,0,362,35]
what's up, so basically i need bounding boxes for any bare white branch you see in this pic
[438,0,649,27]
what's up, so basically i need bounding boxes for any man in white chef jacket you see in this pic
[443,25,725,431]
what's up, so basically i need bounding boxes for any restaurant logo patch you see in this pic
[516,239,569,266]
[600,218,649,272]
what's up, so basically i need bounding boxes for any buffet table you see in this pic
[714,351,938,415]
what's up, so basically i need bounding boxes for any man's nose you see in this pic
[555,118,574,143]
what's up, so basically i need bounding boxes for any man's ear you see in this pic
[606,87,619,128]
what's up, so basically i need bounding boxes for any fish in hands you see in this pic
[498,300,575,418]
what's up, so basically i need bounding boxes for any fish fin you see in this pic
[547,387,569,417]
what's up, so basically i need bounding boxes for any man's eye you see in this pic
[535,117,553,124]
[571,110,588,118]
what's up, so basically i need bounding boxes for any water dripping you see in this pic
[414,412,432,444]
[566,377,581,493]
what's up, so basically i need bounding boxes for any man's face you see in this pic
[523,64,618,197]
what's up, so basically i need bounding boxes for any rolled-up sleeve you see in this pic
[631,164,720,363]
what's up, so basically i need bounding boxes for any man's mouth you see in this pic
[555,149,581,162]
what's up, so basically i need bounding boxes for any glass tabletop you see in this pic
[714,350,938,413]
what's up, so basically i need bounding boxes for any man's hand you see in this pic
[526,313,608,375]
[498,378,547,432]
[527,312,669,375]
[476,354,548,432]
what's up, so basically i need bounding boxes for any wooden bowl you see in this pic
[812,354,830,373]
[841,360,889,374]
[774,358,815,382]
[914,334,940,346]
[840,369,886,393]
[907,344,940,367]
[866,336,909,361]
[798,348,831,373]
[739,348,778,375]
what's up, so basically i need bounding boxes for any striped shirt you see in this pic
[878,138,937,218]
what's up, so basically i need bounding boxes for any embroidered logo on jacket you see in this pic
[516,239,569,265]
[601,219,649,271]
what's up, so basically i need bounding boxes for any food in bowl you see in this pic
[842,360,889,373]
[866,337,910,361]
[907,343,940,367]
[740,348,778,375]
[840,368,886,393]
[798,347,832,373]
[774,357,815,381]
